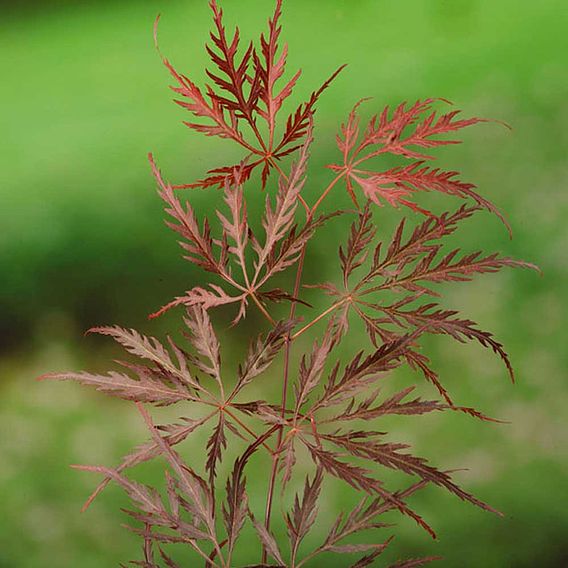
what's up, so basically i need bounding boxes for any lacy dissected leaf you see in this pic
[294,328,336,416]
[381,302,517,381]
[327,386,446,423]
[340,202,376,285]
[206,0,259,118]
[184,306,222,382]
[40,370,189,406]
[74,465,165,517]
[222,464,249,557]
[155,9,244,144]
[275,64,346,156]
[136,406,216,537]
[263,209,342,282]
[150,285,245,320]
[354,206,477,287]
[304,443,434,538]
[349,545,392,568]
[155,1,343,191]
[206,414,229,484]
[306,479,428,566]
[331,98,509,225]
[149,154,221,273]
[88,326,197,390]
[254,0,301,143]
[313,503,394,562]
[231,320,297,400]
[314,334,416,410]
[383,250,535,294]
[253,125,312,280]
[81,416,211,512]
[322,431,499,515]
[217,177,250,280]
[175,159,260,190]
[250,514,286,567]
[287,468,323,564]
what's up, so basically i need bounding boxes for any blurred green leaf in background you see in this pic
[1,0,566,566]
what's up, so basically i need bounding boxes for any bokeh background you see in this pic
[1,0,567,566]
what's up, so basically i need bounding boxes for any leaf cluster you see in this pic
[42,1,537,567]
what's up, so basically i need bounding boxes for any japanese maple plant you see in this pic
[42,1,537,566]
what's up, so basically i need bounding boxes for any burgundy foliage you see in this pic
[41,1,537,566]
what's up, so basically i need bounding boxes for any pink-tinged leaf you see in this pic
[40,371,188,406]
[80,417,210,512]
[206,0,258,119]
[88,326,197,389]
[332,98,511,228]
[136,405,214,532]
[149,154,221,274]
[73,465,164,516]
[367,161,509,231]
[324,432,501,515]
[305,443,435,538]
[150,285,245,319]
[206,414,228,484]
[384,303,519,381]
[162,54,236,141]
[254,124,313,280]
[231,320,297,399]
[350,546,391,568]
[340,201,376,284]
[222,463,248,556]
[217,177,250,280]
[294,329,336,415]
[315,334,417,410]
[250,514,286,567]
[174,160,260,190]
[183,305,222,382]
[287,469,324,564]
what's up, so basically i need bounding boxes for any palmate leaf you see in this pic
[330,98,510,227]
[155,0,344,191]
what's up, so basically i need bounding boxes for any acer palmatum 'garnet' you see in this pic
[41,1,538,566]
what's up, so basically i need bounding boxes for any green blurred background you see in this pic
[1,0,567,566]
